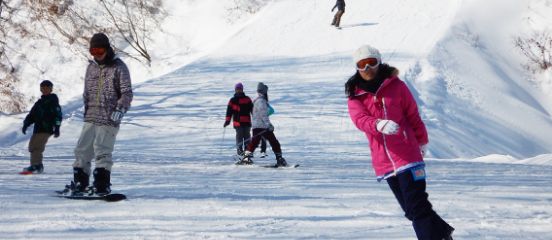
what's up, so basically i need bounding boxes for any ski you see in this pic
[262,164,300,168]
[234,161,254,166]
[18,171,34,175]
[234,161,299,168]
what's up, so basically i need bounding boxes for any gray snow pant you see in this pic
[73,122,119,175]
[235,126,251,155]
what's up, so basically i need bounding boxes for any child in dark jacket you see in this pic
[21,80,62,174]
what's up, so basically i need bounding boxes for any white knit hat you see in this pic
[353,45,381,65]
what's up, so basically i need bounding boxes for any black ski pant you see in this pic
[235,126,251,155]
[387,167,454,240]
[246,128,281,155]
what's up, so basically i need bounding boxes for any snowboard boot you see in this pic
[93,168,111,196]
[66,167,89,194]
[237,151,254,165]
[275,153,287,167]
[22,163,44,174]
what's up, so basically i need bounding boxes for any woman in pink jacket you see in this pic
[346,45,454,240]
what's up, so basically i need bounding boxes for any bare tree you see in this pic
[0,0,27,113]
[98,0,165,64]
[0,0,166,113]
[514,30,552,72]
[226,0,267,23]
[28,0,165,65]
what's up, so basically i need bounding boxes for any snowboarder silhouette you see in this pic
[331,0,346,28]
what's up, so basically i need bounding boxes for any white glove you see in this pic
[376,119,399,135]
[420,144,428,157]
[110,107,126,122]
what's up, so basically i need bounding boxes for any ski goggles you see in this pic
[89,47,107,56]
[356,58,380,71]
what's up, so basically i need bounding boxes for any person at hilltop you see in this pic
[21,80,62,174]
[224,82,254,157]
[239,82,287,167]
[331,0,346,28]
[62,32,133,196]
[345,44,454,240]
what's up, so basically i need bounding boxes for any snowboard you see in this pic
[262,164,300,168]
[55,191,127,202]
[19,171,36,175]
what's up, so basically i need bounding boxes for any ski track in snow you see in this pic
[1,156,552,239]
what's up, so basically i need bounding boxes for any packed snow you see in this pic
[1,0,551,239]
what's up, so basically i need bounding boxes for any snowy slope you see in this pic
[411,0,552,158]
[1,0,552,239]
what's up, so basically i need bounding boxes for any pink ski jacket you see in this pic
[347,76,428,180]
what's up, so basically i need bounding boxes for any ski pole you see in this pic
[220,127,227,155]
[231,129,268,150]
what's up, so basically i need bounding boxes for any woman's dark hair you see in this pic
[344,64,396,98]
[345,71,362,99]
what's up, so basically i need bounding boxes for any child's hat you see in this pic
[40,80,53,87]
[257,82,268,94]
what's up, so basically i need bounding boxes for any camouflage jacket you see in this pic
[83,57,133,127]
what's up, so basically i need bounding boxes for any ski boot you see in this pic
[275,153,287,167]
[22,163,44,174]
[236,151,254,165]
[237,148,244,157]
[93,168,111,196]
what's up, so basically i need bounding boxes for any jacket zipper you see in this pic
[381,97,398,176]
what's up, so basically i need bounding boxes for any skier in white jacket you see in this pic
[239,82,287,167]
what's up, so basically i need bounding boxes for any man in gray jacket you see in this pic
[67,32,133,195]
